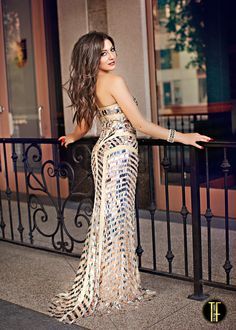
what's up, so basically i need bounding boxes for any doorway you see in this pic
[0,0,62,195]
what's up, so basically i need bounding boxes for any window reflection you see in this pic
[2,0,39,139]
[153,0,236,188]
[154,0,207,113]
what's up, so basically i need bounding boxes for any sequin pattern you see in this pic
[48,103,156,324]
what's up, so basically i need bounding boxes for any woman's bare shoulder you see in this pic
[96,74,128,104]
[97,73,124,87]
[103,73,126,84]
[104,74,128,92]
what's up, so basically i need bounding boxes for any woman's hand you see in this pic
[181,133,213,149]
[58,133,76,148]
[58,119,90,148]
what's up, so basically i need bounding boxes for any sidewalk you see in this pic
[0,299,87,330]
[0,241,235,330]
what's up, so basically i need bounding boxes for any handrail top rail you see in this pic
[0,137,236,148]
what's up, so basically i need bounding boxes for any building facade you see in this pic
[0,0,235,217]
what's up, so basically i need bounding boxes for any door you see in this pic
[0,0,53,194]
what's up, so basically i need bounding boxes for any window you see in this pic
[160,49,172,69]
[163,82,172,105]
[153,0,236,188]
[198,78,207,103]
[173,80,182,104]
[163,80,182,106]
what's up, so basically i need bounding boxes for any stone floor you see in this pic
[0,241,235,330]
[0,198,236,329]
[0,299,85,330]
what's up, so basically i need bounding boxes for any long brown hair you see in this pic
[65,31,115,130]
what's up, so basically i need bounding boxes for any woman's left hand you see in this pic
[181,133,213,149]
[58,133,76,148]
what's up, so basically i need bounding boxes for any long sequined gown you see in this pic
[48,103,156,324]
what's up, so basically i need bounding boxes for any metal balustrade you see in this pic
[0,137,235,300]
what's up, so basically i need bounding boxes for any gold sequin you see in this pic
[48,103,156,324]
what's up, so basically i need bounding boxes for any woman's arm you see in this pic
[59,118,90,148]
[110,76,212,149]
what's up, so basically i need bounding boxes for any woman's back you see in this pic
[95,73,117,108]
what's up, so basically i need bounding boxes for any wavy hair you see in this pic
[65,31,115,130]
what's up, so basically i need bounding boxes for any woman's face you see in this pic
[98,39,117,73]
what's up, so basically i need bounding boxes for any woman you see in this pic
[48,31,212,324]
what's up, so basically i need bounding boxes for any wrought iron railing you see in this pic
[158,113,209,177]
[0,138,96,254]
[0,137,235,301]
[136,139,236,300]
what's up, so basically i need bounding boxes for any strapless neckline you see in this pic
[98,102,119,110]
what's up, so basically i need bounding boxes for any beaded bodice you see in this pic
[97,103,136,135]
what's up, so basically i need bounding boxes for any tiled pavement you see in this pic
[0,238,235,329]
[0,299,87,330]
[0,199,235,329]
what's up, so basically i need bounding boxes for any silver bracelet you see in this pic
[167,129,176,143]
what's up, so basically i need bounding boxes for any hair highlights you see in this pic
[65,31,115,130]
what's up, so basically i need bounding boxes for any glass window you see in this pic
[173,80,182,105]
[2,0,39,138]
[160,49,172,69]
[198,78,207,103]
[153,0,236,187]
[163,82,172,105]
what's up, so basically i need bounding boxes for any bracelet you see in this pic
[167,129,176,143]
